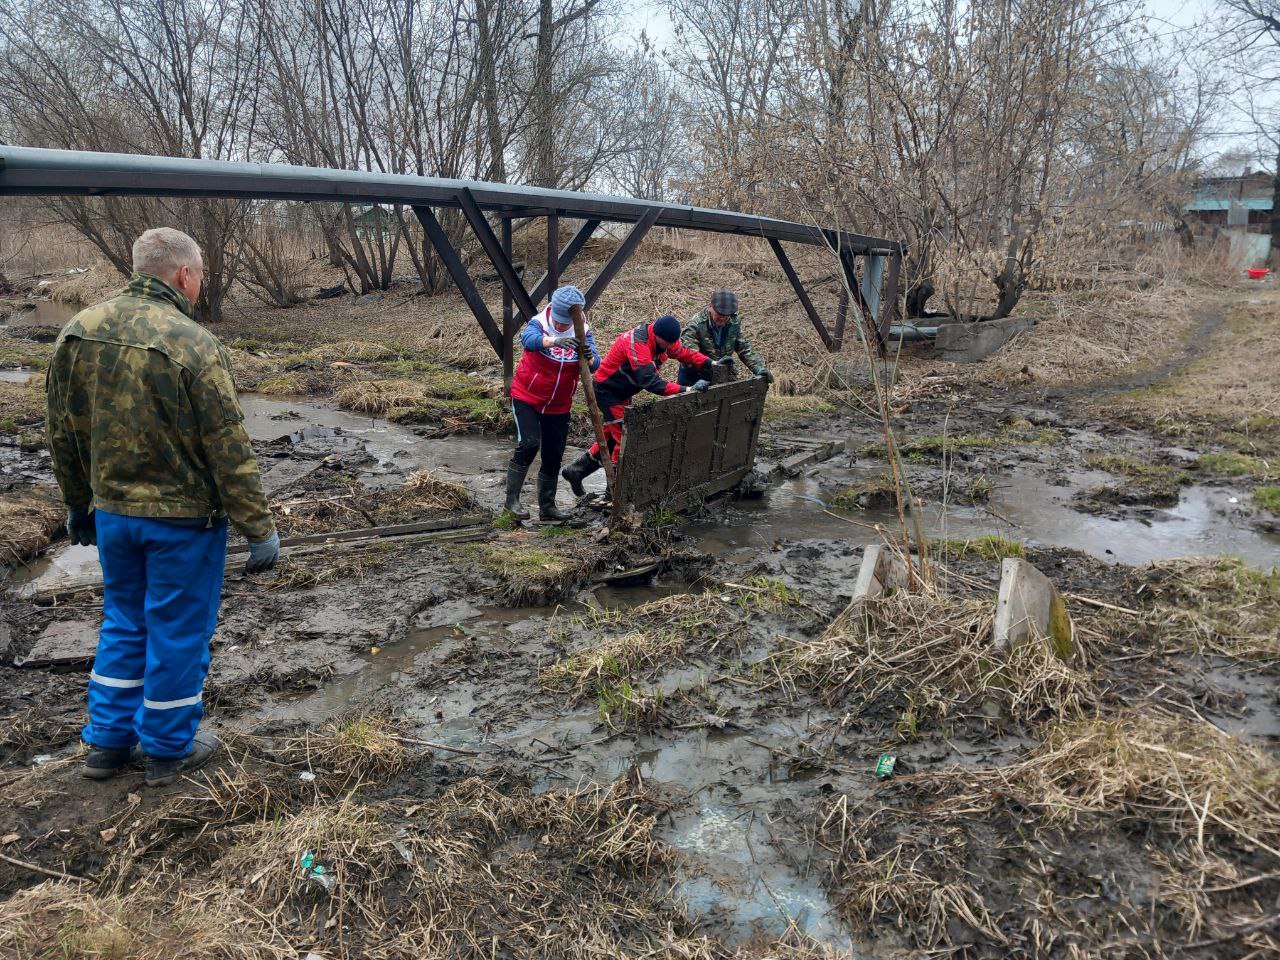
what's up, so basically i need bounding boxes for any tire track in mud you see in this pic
[1044,304,1226,402]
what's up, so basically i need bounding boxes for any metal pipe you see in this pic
[0,145,902,255]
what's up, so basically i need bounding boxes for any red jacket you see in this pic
[510,307,599,415]
[593,322,710,412]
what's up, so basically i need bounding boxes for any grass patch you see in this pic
[285,711,409,785]
[829,475,897,510]
[1130,556,1280,664]
[0,485,64,567]
[776,590,1091,736]
[940,534,1024,561]
[1198,451,1278,480]
[0,379,44,435]
[596,680,667,731]
[763,393,835,428]
[542,630,684,691]
[403,469,477,511]
[458,535,598,605]
[819,709,1280,953]
[1082,453,1190,506]
[1255,485,1280,514]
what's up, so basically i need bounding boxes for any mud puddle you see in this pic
[694,464,1280,568]
[0,368,35,384]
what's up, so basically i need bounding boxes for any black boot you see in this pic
[504,461,531,519]
[561,451,600,498]
[539,476,572,521]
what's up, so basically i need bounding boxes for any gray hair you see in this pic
[132,227,202,277]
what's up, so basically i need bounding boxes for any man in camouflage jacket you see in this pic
[677,288,773,387]
[46,228,279,787]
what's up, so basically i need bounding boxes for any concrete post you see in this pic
[993,558,1075,659]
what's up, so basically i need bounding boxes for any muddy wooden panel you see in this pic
[616,377,768,513]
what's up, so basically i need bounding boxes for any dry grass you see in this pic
[4,772,721,960]
[775,590,1093,735]
[819,708,1280,954]
[1129,556,1280,665]
[0,883,292,960]
[403,468,477,511]
[0,485,64,567]
[458,534,600,606]
[0,706,82,761]
[336,378,428,415]
[542,629,686,692]
[285,712,410,786]
[271,471,476,538]
[981,242,1233,387]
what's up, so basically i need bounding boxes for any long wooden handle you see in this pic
[570,304,617,500]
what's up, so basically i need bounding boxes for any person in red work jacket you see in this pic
[506,285,600,521]
[561,313,720,496]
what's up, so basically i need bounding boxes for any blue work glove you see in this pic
[687,379,711,393]
[758,368,775,384]
[67,507,96,546]
[246,532,281,573]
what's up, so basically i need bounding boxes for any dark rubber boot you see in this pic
[561,452,600,498]
[538,477,572,521]
[82,744,142,779]
[504,461,531,519]
[145,729,219,788]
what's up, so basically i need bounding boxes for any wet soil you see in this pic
[2,318,1278,956]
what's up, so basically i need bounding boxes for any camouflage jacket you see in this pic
[46,274,275,542]
[680,308,765,375]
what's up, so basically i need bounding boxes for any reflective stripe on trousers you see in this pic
[84,510,227,759]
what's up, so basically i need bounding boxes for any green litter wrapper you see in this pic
[874,753,896,779]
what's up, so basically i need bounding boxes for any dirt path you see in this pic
[1044,302,1226,401]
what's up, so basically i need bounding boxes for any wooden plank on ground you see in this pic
[18,514,494,605]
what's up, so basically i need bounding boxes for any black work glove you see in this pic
[67,506,96,546]
[758,368,774,384]
[550,335,578,349]
[687,379,711,393]
[713,355,734,368]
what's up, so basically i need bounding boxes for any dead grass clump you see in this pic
[763,392,837,428]
[226,347,277,391]
[256,368,355,397]
[266,550,388,590]
[286,712,410,785]
[777,591,1093,734]
[460,535,600,605]
[335,377,427,415]
[403,468,477,511]
[0,485,64,566]
[0,882,289,960]
[819,709,1280,954]
[0,706,82,762]
[0,378,45,434]
[271,472,475,537]
[542,629,685,692]
[1131,556,1280,665]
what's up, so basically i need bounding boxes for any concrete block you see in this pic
[822,360,898,390]
[852,545,910,602]
[935,317,1036,363]
[993,558,1074,659]
[14,619,100,668]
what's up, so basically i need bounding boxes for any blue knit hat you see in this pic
[550,285,585,324]
[653,314,681,344]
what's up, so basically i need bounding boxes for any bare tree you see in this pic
[0,0,263,320]
[1220,1,1280,265]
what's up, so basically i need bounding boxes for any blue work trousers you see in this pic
[83,510,227,759]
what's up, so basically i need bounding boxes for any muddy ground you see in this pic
[0,271,1277,958]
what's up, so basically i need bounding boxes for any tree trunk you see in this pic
[532,0,556,188]
[1271,140,1280,270]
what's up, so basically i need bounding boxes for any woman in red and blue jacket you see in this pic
[505,285,600,520]
[561,314,715,496]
